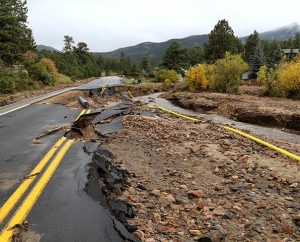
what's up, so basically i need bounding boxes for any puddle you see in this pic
[138,93,300,144]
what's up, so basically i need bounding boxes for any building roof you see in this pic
[282,49,300,54]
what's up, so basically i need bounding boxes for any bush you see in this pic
[263,57,300,98]
[155,69,177,83]
[28,63,56,85]
[208,52,248,93]
[185,64,208,92]
[39,58,58,74]
[0,66,18,93]
[257,65,268,83]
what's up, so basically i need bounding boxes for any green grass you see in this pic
[122,77,154,85]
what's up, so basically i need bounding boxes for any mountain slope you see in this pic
[97,23,300,63]
[37,45,60,52]
[95,35,208,63]
[259,22,300,41]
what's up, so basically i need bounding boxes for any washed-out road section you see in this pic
[0,77,125,241]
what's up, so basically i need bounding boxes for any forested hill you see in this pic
[36,45,60,52]
[95,23,300,63]
[94,34,209,63]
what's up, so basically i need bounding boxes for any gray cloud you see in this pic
[27,0,300,52]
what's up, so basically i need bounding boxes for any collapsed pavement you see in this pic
[62,90,300,242]
[36,77,300,242]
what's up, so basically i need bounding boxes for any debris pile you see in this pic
[60,88,300,241]
[100,113,300,241]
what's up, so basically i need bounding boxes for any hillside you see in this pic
[37,23,300,63]
[37,45,60,52]
[95,35,208,63]
[96,23,300,63]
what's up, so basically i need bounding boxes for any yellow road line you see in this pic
[0,139,74,242]
[100,79,110,96]
[223,126,300,162]
[75,109,87,121]
[148,105,201,122]
[0,136,67,225]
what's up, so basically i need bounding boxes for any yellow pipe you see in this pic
[127,90,137,101]
[223,126,300,162]
[146,103,300,162]
[148,105,201,122]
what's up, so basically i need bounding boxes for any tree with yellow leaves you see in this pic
[185,64,208,92]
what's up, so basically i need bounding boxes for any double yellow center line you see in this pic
[0,108,91,241]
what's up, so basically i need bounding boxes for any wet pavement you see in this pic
[77,76,124,90]
[0,99,131,240]
[26,142,126,242]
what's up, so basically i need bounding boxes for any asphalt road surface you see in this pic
[0,77,127,242]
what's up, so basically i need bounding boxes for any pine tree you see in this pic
[63,35,74,53]
[249,42,265,72]
[204,19,241,62]
[140,55,150,72]
[0,0,35,64]
[160,42,189,73]
[244,30,260,62]
[188,46,204,65]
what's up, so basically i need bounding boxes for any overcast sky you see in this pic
[27,0,300,52]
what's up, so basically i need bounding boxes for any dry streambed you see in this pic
[163,92,300,132]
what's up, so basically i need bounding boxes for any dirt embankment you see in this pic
[163,91,300,132]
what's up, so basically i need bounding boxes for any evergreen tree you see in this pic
[140,55,150,72]
[204,19,241,62]
[266,41,283,68]
[188,46,205,65]
[0,0,35,64]
[160,42,189,73]
[244,30,260,62]
[249,42,265,72]
[63,35,74,53]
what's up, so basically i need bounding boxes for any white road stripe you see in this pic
[0,104,30,116]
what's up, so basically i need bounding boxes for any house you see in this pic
[281,48,299,59]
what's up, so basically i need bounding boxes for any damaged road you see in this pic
[1,77,300,242]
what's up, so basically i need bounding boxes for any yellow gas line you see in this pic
[148,105,201,122]
[223,126,300,162]
[128,92,300,162]
[127,90,137,101]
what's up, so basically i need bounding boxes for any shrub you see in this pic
[265,57,300,98]
[257,65,268,83]
[0,66,18,93]
[23,51,37,65]
[208,52,248,93]
[39,58,58,74]
[155,69,177,83]
[28,63,56,85]
[185,64,208,92]
[55,73,72,84]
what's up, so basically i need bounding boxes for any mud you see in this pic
[163,92,300,132]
